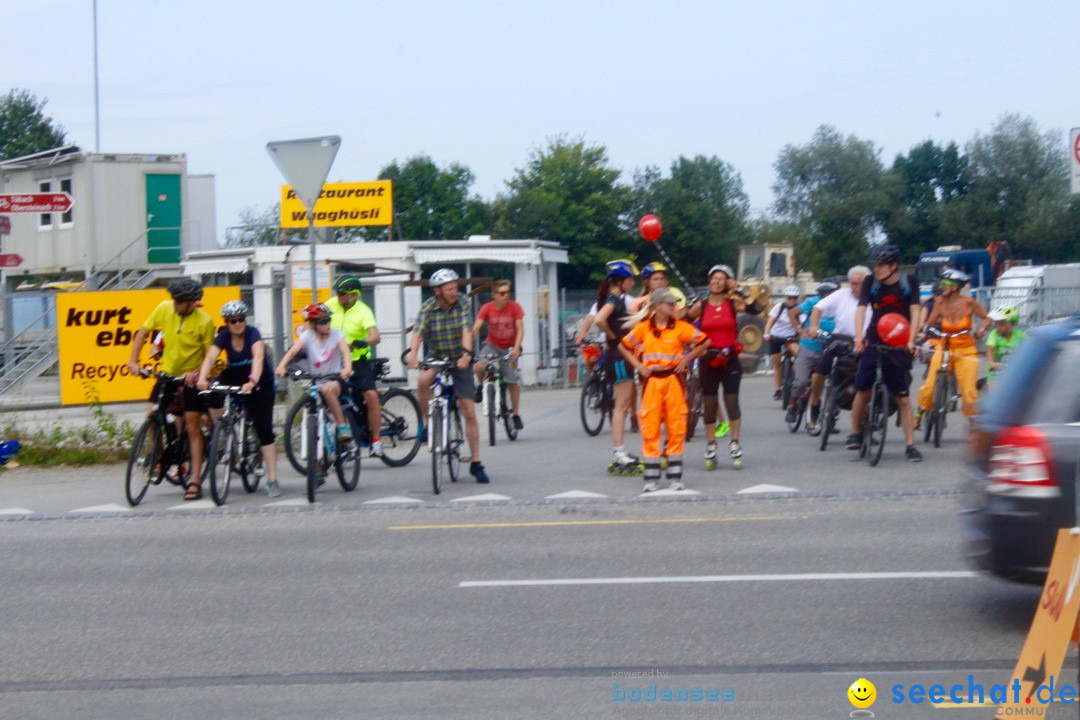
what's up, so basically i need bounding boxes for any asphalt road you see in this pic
[1,377,1071,719]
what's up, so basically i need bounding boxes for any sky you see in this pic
[4,0,1078,244]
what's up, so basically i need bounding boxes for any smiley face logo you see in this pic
[847,678,876,709]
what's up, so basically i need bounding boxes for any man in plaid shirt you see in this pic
[407,268,490,484]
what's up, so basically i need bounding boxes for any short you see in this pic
[768,336,798,355]
[792,347,820,396]
[205,383,276,446]
[351,359,378,393]
[602,353,634,385]
[854,346,913,397]
[479,341,521,383]
[450,366,477,401]
[182,384,208,414]
[700,352,742,397]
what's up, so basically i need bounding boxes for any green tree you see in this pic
[772,126,890,277]
[0,89,68,160]
[224,204,305,247]
[629,155,751,289]
[882,140,970,257]
[495,136,629,288]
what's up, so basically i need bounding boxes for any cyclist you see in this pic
[620,288,709,491]
[985,305,1026,386]
[406,268,490,484]
[629,262,687,318]
[196,300,281,498]
[807,266,870,432]
[472,279,525,430]
[274,303,354,446]
[914,268,991,433]
[686,264,748,469]
[764,285,802,400]
[593,259,643,474]
[326,276,383,457]
[785,280,839,425]
[125,278,216,501]
[849,244,922,462]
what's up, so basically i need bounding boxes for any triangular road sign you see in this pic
[266,136,341,213]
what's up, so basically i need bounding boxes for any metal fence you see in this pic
[975,286,1080,329]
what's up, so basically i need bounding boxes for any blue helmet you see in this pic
[606,259,639,279]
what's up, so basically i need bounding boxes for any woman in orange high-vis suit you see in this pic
[620,288,709,492]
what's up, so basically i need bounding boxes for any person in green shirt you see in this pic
[326,276,383,456]
[985,305,1026,386]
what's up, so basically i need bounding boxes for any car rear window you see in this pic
[1022,339,1080,424]
[980,333,1058,425]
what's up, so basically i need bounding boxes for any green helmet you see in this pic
[989,305,1020,324]
[334,276,362,294]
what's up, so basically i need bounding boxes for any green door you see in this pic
[145,174,182,264]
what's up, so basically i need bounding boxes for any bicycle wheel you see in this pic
[787,393,805,433]
[447,406,464,483]
[377,388,422,467]
[160,420,190,487]
[239,418,262,493]
[932,371,948,449]
[501,384,518,441]
[125,417,164,506]
[306,406,320,503]
[283,395,308,475]
[867,382,888,467]
[580,375,605,436]
[207,420,237,506]
[819,383,836,451]
[485,381,497,447]
[430,403,444,495]
[780,354,793,409]
[336,408,361,491]
[685,371,702,441]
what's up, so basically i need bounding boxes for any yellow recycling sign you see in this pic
[280,181,392,227]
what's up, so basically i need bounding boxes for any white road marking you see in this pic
[737,483,799,494]
[0,507,35,515]
[362,496,422,505]
[640,488,702,497]
[449,493,512,502]
[166,499,216,510]
[459,570,978,588]
[546,490,608,499]
[264,498,311,506]
[69,504,131,513]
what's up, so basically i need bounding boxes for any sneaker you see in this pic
[642,480,659,493]
[729,440,742,458]
[669,479,685,491]
[612,450,639,466]
[370,440,384,457]
[704,442,717,460]
[772,389,782,400]
[906,444,923,463]
[512,415,523,430]
[845,434,863,450]
[266,479,281,498]
[805,419,818,433]
[470,462,490,484]
[785,406,797,423]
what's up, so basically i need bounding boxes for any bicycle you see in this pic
[579,343,613,437]
[684,358,703,441]
[859,344,903,467]
[476,351,519,446]
[125,367,193,506]
[284,358,422,472]
[422,359,466,495]
[778,337,798,410]
[200,384,263,506]
[286,371,360,503]
[817,333,856,452]
[920,327,970,448]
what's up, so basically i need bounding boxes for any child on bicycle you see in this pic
[985,305,1026,388]
[620,288,709,492]
[274,303,354,444]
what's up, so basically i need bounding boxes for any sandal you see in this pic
[184,484,203,501]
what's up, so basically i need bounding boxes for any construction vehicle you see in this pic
[735,243,816,370]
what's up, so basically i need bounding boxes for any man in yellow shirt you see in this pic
[326,276,383,456]
[126,278,216,500]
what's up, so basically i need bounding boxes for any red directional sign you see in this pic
[0,253,24,268]
[0,193,73,213]
[0,216,10,235]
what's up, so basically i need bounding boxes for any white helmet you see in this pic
[782,284,800,297]
[429,268,459,287]
[941,268,970,283]
[708,264,734,280]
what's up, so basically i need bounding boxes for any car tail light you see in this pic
[987,426,1057,489]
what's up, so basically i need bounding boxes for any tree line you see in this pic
[4,89,1077,289]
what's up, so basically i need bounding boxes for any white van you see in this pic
[988,264,1080,326]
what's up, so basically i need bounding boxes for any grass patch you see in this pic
[1,403,136,467]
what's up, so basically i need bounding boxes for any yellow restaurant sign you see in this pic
[280,181,392,228]
[57,287,240,405]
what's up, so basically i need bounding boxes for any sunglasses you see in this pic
[226,317,246,324]
[493,290,509,296]
[313,318,331,325]
[940,280,957,286]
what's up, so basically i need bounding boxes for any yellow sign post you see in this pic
[56,287,240,405]
[994,528,1080,718]
[280,181,392,228]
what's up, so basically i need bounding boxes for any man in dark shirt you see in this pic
[847,244,923,462]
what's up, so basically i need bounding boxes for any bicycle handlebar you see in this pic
[197,383,246,397]
[288,370,343,383]
[922,327,972,339]
[137,366,185,384]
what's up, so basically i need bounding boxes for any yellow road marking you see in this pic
[389,515,807,531]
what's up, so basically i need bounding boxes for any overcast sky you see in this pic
[5,0,1077,242]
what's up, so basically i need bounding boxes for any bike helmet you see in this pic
[989,305,1020,323]
[606,259,639,279]
[940,268,970,284]
[640,261,667,278]
[868,243,901,265]
[815,281,840,296]
[334,276,363,294]
[167,277,203,302]
[220,300,249,318]
[428,268,459,287]
[782,284,801,297]
[708,264,734,280]
[302,302,332,321]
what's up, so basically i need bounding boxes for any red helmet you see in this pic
[302,303,331,321]
[877,313,910,347]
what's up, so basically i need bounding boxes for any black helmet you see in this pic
[869,244,901,265]
[334,276,362,294]
[816,281,840,296]
[167,277,203,302]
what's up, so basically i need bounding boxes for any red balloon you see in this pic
[877,313,911,347]
[638,214,662,242]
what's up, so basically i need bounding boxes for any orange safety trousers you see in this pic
[639,373,688,459]
[918,345,980,418]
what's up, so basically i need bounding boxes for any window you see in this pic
[59,177,73,225]
[38,180,51,228]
